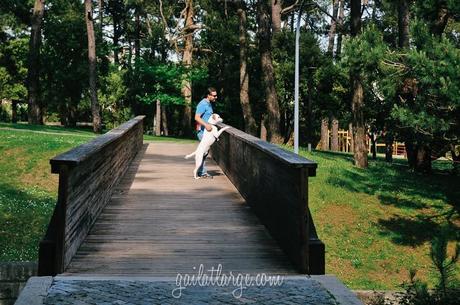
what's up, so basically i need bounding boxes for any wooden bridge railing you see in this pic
[211,123,325,274]
[38,116,145,276]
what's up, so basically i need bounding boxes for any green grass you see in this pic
[0,122,97,136]
[291,147,459,290]
[0,124,97,261]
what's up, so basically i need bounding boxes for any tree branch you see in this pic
[158,0,169,33]
[193,47,213,53]
[280,0,299,15]
[181,24,204,34]
[313,2,338,23]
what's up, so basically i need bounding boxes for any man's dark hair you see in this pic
[206,87,217,96]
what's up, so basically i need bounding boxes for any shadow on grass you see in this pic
[0,182,55,261]
[377,215,444,246]
[0,122,97,135]
[325,160,459,209]
[306,150,355,163]
[377,194,428,210]
[313,150,460,247]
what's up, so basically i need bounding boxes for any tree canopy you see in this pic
[0,0,459,171]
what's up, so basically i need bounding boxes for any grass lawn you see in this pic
[0,123,97,261]
[0,122,98,136]
[293,147,460,290]
[1,122,458,291]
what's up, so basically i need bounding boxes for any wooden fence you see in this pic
[319,129,406,156]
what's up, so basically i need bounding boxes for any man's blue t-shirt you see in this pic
[195,98,213,132]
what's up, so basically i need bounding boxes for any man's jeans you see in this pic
[197,130,208,176]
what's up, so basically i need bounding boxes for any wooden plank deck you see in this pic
[64,142,297,276]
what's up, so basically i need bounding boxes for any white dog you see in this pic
[185,113,230,179]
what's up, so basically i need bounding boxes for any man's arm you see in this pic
[195,113,212,131]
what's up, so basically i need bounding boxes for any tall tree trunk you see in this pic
[371,0,378,20]
[67,96,78,128]
[351,0,361,37]
[397,1,433,171]
[271,0,282,33]
[181,0,194,136]
[394,0,411,163]
[331,118,339,151]
[450,145,459,175]
[27,0,45,125]
[370,132,377,159]
[258,0,283,144]
[161,105,169,136]
[352,76,368,167]
[320,118,329,150]
[155,100,161,136]
[406,143,432,172]
[280,109,287,141]
[384,128,393,162]
[335,0,345,58]
[350,0,368,168]
[306,76,314,146]
[127,38,133,70]
[113,24,119,64]
[85,0,102,133]
[238,5,257,136]
[111,1,120,64]
[99,0,103,40]
[12,100,18,123]
[396,1,410,167]
[349,123,354,153]
[327,0,339,56]
[260,115,267,141]
[134,8,140,65]
[58,102,67,126]
[405,141,416,168]
[284,110,294,144]
[431,5,449,36]
[415,145,432,173]
[398,0,410,48]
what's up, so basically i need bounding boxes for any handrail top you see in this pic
[50,116,145,173]
[217,122,317,176]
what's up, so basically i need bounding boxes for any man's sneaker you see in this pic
[200,173,213,179]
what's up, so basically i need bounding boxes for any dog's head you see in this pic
[208,113,223,125]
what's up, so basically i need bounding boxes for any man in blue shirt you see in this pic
[194,87,218,178]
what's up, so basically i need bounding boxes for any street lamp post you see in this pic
[294,2,304,154]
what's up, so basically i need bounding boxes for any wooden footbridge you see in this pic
[38,116,325,277]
